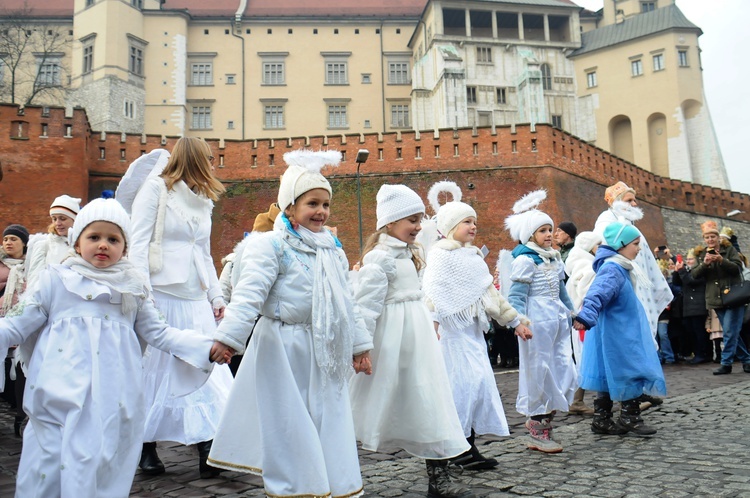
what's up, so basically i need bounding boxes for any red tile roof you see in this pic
[161,0,240,18]
[0,0,73,18]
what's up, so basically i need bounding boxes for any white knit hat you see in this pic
[573,231,603,254]
[437,201,477,237]
[69,198,132,250]
[278,150,340,211]
[50,195,82,219]
[376,185,425,229]
[505,190,554,243]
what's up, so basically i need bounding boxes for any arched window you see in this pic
[540,63,552,91]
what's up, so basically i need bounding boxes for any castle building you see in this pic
[0,0,731,189]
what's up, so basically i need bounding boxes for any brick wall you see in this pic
[1,102,748,268]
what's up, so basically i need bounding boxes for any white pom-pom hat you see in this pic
[278,149,341,211]
[69,198,132,250]
[504,190,554,243]
[376,185,425,229]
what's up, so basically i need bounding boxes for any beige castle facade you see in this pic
[0,0,730,189]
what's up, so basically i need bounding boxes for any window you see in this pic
[0,61,4,85]
[131,0,142,8]
[36,58,62,87]
[540,63,552,90]
[391,104,409,128]
[631,59,643,76]
[362,73,371,84]
[388,62,410,84]
[191,106,212,129]
[586,71,597,88]
[326,62,347,84]
[228,120,234,129]
[467,86,477,104]
[678,50,689,67]
[477,46,492,64]
[264,105,284,128]
[124,100,135,119]
[653,53,664,71]
[86,0,94,6]
[83,43,94,74]
[191,63,213,85]
[226,74,236,84]
[496,87,507,104]
[551,115,562,128]
[263,62,284,85]
[641,2,656,12]
[327,105,348,128]
[129,45,144,75]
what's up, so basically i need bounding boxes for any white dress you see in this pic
[421,240,512,439]
[564,246,598,373]
[208,223,372,498]
[594,209,673,338]
[24,233,70,292]
[349,236,469,458]
[130,176,233,444]
[0,266,212,498]
[509,256,577,416]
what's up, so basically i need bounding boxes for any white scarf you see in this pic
[1,257,25,315]
[295,225,355,386]
[423,239,494,330]
[62,255,148,313]
[605,254,654,291]
[526,241,562,265]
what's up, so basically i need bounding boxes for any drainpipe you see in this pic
[380,21,386,133]
[231,0,248,139]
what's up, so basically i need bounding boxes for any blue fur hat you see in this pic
[603,222,641,249]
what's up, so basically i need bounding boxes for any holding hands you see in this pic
[353,351,372,375]
[572,319,586,331]
[210,340,235,364]
[514,324,533,341]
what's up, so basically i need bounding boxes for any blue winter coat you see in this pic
[576,246,667,401]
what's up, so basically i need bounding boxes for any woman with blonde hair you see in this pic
[129,137,233,478]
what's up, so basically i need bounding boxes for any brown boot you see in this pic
[568,388,594,416]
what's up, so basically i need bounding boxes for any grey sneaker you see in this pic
[525,418,563,453]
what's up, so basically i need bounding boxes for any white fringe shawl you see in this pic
[423,239,494,331]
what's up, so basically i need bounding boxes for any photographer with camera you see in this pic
[690,221,750,375]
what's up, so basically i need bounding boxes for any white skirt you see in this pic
[439,319,510,438]
[349,301,469,459]
[142,292,233,444]
[208,317,364,498]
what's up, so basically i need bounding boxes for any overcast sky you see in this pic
[573,0,750,195]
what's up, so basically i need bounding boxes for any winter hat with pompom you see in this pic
[278,150,340,211]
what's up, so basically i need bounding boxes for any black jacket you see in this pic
[673,267,707,318]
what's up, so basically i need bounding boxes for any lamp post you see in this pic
[355,149,370,253]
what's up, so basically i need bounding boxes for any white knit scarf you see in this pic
[1,257,25,315]
[605,254,654,291]
[526,241,562,265]
[62,255,148,313]
[295,225,355,386]
[423,239,494,330]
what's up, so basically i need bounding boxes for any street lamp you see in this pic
[355,149,370,253]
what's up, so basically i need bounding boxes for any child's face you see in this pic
[387,213,423,244]
[75,221,126,269]
[51,214,74,236]
[532,224,554,249]
[287,189,331,233]
[618,237,641,260]
[451,217,477,244]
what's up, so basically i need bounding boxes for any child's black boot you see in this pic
[591,397,627,435]
[426,460,476,498]
[618,398,657,436]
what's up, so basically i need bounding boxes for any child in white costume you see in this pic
[349,184,475,498]
[564,231,603,416]
[0,199,216,498]
[422,182,532,472]
[505,190,577,454]
[207,150,373,498]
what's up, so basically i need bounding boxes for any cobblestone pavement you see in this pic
[1,361,750,497]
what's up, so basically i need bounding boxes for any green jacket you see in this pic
[690,242,743,309]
